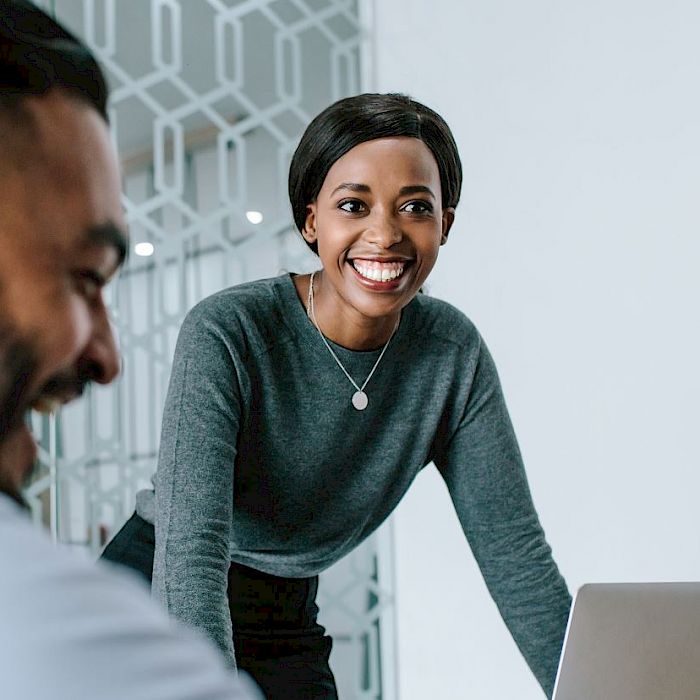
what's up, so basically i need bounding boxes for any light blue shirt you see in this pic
[0,493,261,700]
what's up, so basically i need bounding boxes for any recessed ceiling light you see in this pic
[246,210,264,225]
[134,242,155,257]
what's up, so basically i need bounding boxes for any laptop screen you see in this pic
[552,582,700,700]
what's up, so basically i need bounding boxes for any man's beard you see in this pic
[0,315,39,503]
[0,320,37,439]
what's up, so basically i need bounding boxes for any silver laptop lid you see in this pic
[552,582,700,700]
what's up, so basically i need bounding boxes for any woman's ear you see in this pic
[302,203,317,246]
[441,207,456,245]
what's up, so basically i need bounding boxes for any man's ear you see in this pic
[302,203,317,246]
[440,207,455,245]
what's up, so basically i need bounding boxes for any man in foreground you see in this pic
[0,2,261,697]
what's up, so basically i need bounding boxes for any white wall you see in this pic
[371,1,700,698]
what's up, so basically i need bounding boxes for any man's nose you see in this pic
[81,311,120,385]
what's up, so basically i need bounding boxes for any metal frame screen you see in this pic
[26,1,395,697]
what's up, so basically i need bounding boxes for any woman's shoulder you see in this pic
[177,274,297,355]
[408,291,481,351]
[188,274,291,322]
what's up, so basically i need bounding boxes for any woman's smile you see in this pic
[348,257,413,290]
[351,258,406,282]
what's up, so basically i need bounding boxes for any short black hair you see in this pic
[0,0,108,120]
[288,93,463,254]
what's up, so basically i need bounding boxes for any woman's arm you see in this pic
[152,308,244,667]
[435,337,571,698]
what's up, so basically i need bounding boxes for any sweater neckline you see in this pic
[279,272,412,357]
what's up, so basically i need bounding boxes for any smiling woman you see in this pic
[102,92,572,700]
[297,135,453,350]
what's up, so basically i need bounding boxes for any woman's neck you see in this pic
[296,272,401,351]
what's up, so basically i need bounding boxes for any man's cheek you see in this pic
[35,296,94,380]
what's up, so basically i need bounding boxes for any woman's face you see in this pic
[303,136,454,321]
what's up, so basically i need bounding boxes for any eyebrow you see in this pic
[80,222,129,269]
[331,182,371,196]
[330,182,436,199]
[398,185,436,198]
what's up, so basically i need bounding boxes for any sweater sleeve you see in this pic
[152,308,242,668]
[434,337,571,698]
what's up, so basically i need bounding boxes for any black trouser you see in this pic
[102,512,338,700]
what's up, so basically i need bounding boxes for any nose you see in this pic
[80,306,120,385]
[364,209,403,248]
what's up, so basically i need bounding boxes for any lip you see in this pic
[348,255,414,263]
[346,259,412,291]
[30,390,81,415]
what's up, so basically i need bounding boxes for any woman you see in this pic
[103,93,571,699]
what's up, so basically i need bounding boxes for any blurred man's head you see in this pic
[0,1,127,500]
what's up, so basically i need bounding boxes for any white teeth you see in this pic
[352,260,406,282]
[31,396,61,415]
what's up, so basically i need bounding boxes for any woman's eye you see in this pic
[338,199,366,214]
[402,200,433,215]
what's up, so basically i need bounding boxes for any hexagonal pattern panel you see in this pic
[27,1,395,697]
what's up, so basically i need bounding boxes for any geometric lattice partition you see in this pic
[25,1,395,697]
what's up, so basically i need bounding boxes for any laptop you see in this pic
[552,582,700,700]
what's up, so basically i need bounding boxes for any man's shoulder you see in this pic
[0,494,162,625]
[0,494,261,699]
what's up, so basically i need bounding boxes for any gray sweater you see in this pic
[136,273,571,696]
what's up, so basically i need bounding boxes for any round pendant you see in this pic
[352,390,368,411]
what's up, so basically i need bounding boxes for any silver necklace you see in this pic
[306,271,399,411]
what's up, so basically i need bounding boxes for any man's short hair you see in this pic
[0,0,108,120]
